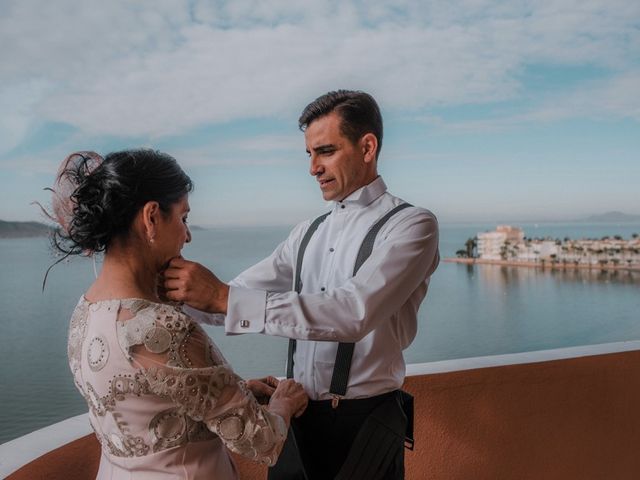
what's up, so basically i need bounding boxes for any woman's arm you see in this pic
[124,304,306,465]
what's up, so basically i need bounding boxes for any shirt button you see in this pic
[329,248,334,252]
[341,205,345,209]
[240,320,250,328]
[320,287,326,292]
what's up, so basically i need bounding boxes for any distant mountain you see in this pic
[579,211,640,223]
[0,220,208,238]
[0,220,51,238]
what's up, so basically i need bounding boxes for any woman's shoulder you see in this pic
[114,299,195,355]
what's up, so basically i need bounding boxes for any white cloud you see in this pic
[166,133,304,168]
[0,80,53,154]
[411,68,640,133]
[513,69,640,123]
[223,134,301,152]
[1,0,639,151]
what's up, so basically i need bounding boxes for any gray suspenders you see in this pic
[286,211,331,379]
[286,203,413,401]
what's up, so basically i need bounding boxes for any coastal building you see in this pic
[477,226,525,260]
[474,227,640,268]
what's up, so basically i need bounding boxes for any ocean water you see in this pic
[1,222,639,444]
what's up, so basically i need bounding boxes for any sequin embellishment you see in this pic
[150,409,187,451]
[88,336,109,371]
[216,413,245,441]
[143,326,171,353]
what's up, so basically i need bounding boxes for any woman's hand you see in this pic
[246,376,280,404]
[268,379,308,426]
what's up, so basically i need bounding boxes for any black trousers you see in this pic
[268,391,406,480]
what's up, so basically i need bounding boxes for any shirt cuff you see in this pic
[226,286,267,334]
[182,305,225,326]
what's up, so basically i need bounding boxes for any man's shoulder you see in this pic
[380,191,438,223]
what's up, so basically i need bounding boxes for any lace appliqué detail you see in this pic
[68,300,89,384]
[213,381,287,465]
[83,374,150,417]
[144,366,285,465]
[102,431,149,457]
[144,366,235,418]
[98,409,150,458]
[149,408,216,452]
[117,302,200,368]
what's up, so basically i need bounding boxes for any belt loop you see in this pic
[331,394,341,409]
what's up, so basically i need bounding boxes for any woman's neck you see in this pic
[85,243,159,303]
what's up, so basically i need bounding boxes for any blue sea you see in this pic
[1,222,639,444]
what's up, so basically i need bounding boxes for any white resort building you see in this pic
[475,226,640,268]
[476,226,525,260]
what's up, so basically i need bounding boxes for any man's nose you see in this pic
[309,155,323,176]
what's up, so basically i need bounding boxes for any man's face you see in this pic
[304,112,371,202]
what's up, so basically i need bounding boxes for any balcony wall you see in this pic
[4,344,640,479]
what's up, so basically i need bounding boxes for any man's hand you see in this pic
[162,257,229,314]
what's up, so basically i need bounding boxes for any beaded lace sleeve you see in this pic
[117,301,287,465]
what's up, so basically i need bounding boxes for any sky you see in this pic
[1,0,639,226]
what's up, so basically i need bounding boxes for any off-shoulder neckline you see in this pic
[80,296,172,308]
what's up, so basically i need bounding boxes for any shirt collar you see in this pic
[332,176,387,211]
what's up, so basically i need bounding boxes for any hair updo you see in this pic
[53,149,193,255]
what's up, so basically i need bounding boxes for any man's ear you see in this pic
[361,133,378,164]
[141,201,161,244]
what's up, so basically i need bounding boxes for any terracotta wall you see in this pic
[404,349,640,480]
[8,350,640,479]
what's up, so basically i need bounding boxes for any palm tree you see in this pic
[465,237,477,259]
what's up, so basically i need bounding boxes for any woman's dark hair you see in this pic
[53,149,193,256]
[298,90,383,159]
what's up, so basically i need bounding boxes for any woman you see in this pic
[52,149,307,479]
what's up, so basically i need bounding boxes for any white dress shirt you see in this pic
[196,177,439,400]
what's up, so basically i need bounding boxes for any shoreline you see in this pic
[444,257,640,272]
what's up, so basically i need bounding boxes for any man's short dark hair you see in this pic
[298,90,383,159]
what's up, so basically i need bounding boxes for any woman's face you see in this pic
[154,196,191,266]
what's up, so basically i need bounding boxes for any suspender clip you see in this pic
[331,394,342,409]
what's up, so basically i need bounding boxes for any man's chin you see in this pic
[321,191,337,202]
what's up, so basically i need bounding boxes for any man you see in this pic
[164,90,439,479]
